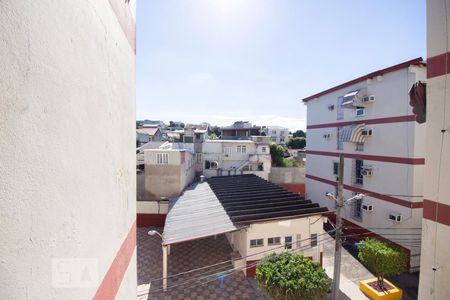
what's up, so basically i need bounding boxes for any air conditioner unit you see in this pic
[362,204,373,211]
[328,104,335,111]
[389,213,402,222]
[323,133,331,139]
[361,129,373,136]
[363,95,376,102]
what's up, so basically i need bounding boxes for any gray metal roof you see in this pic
[162,182,238,245]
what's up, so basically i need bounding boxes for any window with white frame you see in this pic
[224,146,232,154]
[156,153,169,165]
[355,107,365,117]
[310,234,318,247]
[196,153,202,164]
[296,234,301,248]
[237,145,247,153]
[250,239,264,248]
[268,237,281,246]
[261,146,267,153]
[333,162,339,175]
[337,96,344,120]
[285,236,293,249]
[337,127,343,150]
[356,142,364,151]
[352,192,363,221]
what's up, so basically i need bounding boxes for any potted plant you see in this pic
[357,238,407,299]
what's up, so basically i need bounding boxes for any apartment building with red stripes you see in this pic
[418,0,450,298]
[302,58,427,271]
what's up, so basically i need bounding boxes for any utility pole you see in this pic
[331,153,344,300]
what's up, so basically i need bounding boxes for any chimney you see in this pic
[200,175,205,183]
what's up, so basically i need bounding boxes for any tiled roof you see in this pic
[207,174,328,224]
[136,127,160,136]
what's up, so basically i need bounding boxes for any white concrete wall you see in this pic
[305,64,426,270]
[0,1,136,299]
[419,1,450,298]
[269,167,306,184]
[136,201,169,215]
[229,216,325,263]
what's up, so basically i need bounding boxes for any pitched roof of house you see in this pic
[207,174,328,224]
[136,127,160,136]
[302,57,425,102]
[162,182,238,245]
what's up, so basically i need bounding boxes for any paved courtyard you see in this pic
[137,227,265,300]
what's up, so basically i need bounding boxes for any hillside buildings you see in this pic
[418,0,450,298]
[303,58,427,271]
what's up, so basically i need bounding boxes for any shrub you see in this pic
[256,252,330,300]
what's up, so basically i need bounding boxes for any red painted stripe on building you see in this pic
[306,150,425,165]
[307,115,416,129]
[302,58,424,102]
[137,213,167,227]
[305,174,423,209]
[423,199,450,226]
[108,0,136,52]
[93,221,136,300]
[427,52,450,79]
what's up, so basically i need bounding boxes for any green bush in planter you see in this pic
[256,252,330,300]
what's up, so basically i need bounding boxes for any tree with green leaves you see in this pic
[256,252,330,300]
[287,137,306,149]
[293,130,306,138]
[210,125,221,137]
[270,143,285,167]
[357,238,408,289]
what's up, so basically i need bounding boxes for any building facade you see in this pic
[220,121,261,139]
[0,1,137,299]
[264,126,290,144]
[143,148,196,200]
[418,0,450,298]
[303,58,427,270]
[201,136,272,179]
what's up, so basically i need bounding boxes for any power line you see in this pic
[148,229,336,284]
[147,236,337,295]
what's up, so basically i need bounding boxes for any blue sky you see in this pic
[136,0,425,131]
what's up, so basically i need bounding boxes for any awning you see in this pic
[162,182,238,245]
[339,125,355,142]
[339,123,367,143]
[341,88,367,108]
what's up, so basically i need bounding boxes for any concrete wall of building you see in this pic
[228,216,325,266]
[305,64,426,270]
[419,1,450,298]
[0,1,136,299]
[265,126,290,144]
[143,150,195,200]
